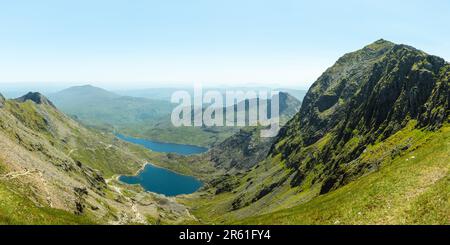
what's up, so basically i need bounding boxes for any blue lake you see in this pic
[116,134,208,155]
[119,164,203,196]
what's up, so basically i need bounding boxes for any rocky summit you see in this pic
[15,92,56,107]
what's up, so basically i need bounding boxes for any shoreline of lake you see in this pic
[118,162,204,196]
[124,162,199,179]
[116,134,208,156]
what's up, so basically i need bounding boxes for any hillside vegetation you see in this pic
[0,92,197,224]
[181,40,449,224]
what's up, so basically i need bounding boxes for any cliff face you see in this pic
[279,40,448,146]
[272,39,449,193]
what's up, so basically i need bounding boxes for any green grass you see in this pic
[236,124,449,224]
[0,182,94,225]
[182,121,449,225]
[4,101,50,134]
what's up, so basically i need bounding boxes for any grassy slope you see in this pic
[0,159,93,225]
[237,123,450,224]
[0,181,94,225]
[3,100,141,178]
[184,121,449,224]
[0,98,199,224]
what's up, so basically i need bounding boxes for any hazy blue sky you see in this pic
[0,0,449,89]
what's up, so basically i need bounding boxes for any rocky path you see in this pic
[109,183,147,225]
[0,169,38,179]
[0,168,54,208]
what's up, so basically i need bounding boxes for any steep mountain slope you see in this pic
[274,39,448,194]
[183,40,449,224]
[239,122,450,224]
[0,92,194,224]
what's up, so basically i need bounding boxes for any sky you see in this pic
[0,0,449,90]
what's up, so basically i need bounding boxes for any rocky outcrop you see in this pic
[0,93,5,107]
[15,92,56,108]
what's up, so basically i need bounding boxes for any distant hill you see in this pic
[50,85,120,103]
[49,85,174,129]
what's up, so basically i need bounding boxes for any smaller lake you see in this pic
[116,134,208,156]
[119,164,203,196]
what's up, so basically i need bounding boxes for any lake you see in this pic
[116,134,208,155]
[119,164,203,196]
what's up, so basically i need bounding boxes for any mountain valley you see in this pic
[1,40,448,225]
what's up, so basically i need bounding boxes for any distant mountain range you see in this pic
[49,85,302,147]
[116,87,307,102]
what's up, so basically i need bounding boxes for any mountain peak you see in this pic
[373,38,393,45]
[72,84,107,91]
[54,85,120,99]
[79,84,95,88]
[362,39,395,51]
[15,92,55,107]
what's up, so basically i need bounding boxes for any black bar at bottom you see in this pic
[0,225,448,244]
